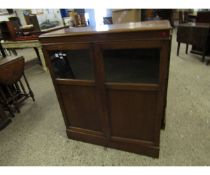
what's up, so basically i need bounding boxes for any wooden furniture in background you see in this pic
[179,11,189,24]
[188,14,197,23]
[191,11,210,64]
[140,9,174,28]
[0,56,35,115]
[8,17,22,30]
[177,23,210,63]
[196,11,210,23]
[0,21,17,40]
[69,9,87,27]
[112,9,141,24]
[141,9,153,21]
[156,9,174,27]
[0,23,67,71]
[24,14,41,32]
[1,40,47,71]
[39,20,172,158]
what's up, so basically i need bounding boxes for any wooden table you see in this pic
[1,40,47,71]
[177,23,210,64]
[0,55,35,116]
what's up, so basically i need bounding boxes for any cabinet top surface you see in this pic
[39,20,171,38]
[178,22,210,28]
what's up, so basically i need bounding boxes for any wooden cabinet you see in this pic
[39,20,172,158]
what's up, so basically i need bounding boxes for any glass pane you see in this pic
[103,49,160,83]
[49,49,94,80]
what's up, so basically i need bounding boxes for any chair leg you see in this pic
[19,79,27,94]
[202,47,207,62]
[7,106,15,117]
[0,87,15,117]
[14,83,21,94]
[34,47,41,64]
[11,49,17,56]
[8,49,12,56]
[0,43,6,57]
[22,73,35,101]
[4,103,15,117]
[6,86,20,113]
[177,42,180,56]
[186,44,189,54]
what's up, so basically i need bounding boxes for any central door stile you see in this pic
[92,43,111,144]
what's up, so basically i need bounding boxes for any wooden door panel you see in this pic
[58,84,102,132]
[107,89,158,142]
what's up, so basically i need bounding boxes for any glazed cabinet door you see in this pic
[97,40,169,156]
[43,43,107,145]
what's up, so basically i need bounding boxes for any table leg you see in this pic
[33,47,41,64]
[0,43,6,57]
[177,42,180,56]
[11,49,17,56]
[37,47,47,71]
[186,44,188,54]
[202,47,206,62]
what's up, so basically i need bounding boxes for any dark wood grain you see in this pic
[107,89,158,142]
[58,84,102,132]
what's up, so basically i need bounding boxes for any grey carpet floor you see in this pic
[0,30,210,166]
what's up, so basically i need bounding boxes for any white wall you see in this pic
[34,9,63,26]
[15,9,27,25]
[85,9,112,27]
[85,9,96,26]
[0,13,16,22]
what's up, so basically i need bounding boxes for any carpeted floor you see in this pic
[0,29,210,166]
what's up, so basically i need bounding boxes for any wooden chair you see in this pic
[0,56,35,115]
